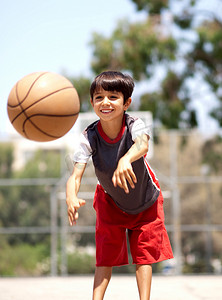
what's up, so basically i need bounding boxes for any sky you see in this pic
[0,0,146,136]
[0,0,220,138]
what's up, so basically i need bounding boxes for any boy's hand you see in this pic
[66,197,86,226]
[112,157,137,194]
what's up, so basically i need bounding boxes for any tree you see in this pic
[89,0,222,130]
[0,143,14,179]
[202,135,222,174]
[0,146,61,244]
[0,145,62,275]
[70,76,92,112]
[84,0,222,272]
[0,144,14,228]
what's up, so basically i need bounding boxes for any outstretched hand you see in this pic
[112,156,137,194]
[67,197,86,226]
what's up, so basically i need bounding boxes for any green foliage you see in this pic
[86,0,222,131]
[188,21,222,128]
[0,243,50,276]
[132,0,168,14]
[0,144,15,228]
[0,144,60,275]
[0,143,13,178]
[183,261,213,274]
[91,19,177,80]
[70,76,92,112]
[202,135,222,174]
[67,250,95,274]
[90,32,118,75]
[174,15,192,29]
[211,105,222,127]
[0,146,61,244]
[139,70,198,128]
[16,149,61,179]
[1,0,222,275]
[66,0,221,130]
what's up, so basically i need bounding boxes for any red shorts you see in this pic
[93,184,173,267]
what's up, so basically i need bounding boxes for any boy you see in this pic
[66,71,173,300]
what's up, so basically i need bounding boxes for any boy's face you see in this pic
[90,88,131,122]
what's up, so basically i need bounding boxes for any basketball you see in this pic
[7,71,80,142]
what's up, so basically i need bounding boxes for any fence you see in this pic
[0,129,222,276]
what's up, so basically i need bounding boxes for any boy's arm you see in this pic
[112,133,149,194]
[66,162,87,226]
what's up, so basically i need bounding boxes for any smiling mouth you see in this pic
[100,109,114,113]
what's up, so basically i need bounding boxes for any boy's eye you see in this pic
[95,96,102,101]
[94,93,120,102]
[110,95,117,99]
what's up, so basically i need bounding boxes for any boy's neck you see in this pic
[100,115,125,140]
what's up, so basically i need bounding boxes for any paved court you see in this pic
[0,275,221,300]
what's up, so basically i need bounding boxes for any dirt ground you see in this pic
[0,275,221,300]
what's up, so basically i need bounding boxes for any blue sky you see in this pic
[0,0,146,135]
[1,0,220,137]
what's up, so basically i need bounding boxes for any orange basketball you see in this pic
[7,71,80,142]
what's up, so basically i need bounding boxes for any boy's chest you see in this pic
[90,131,133,173]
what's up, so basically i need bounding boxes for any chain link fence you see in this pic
[0,128,222,276]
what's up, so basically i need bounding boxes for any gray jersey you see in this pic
[74,114,160,214]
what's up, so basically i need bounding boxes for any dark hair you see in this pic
[90,71,134,103]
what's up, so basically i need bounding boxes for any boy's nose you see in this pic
[102,97,110,105]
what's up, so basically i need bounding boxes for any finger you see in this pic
[112,174,117,187]
[68,206,77,226]
[68,215,72,226]
[69,209,79,225]
[73,203,80,210]
[117,174,129,194]
[126,170,137,188]
[124,172,135,189]
[125,165,137,183]
[130,170,137,184]
[70,217,76,226]
[68,213,76,226]
[68,207,74,220]
[79,199,86,207]
[74,210,79,221]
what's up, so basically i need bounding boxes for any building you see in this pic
[5,111,153,170]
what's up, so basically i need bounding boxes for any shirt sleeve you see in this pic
[73,132,92,163]
[131,118,151,141]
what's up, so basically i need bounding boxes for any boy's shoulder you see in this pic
[82,114,143,139]
[125,113,139,124]
[125,113,142,131]
[83,119,99,134]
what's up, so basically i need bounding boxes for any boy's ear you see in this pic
[124,97,132,111]
[90,98,94,107]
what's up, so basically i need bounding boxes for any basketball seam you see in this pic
[11,86,77,124]
[26,111,79,119]
[11,72,49,108]
[15,73,48,138]
[23,112,79,139]
[8,72,79,141]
